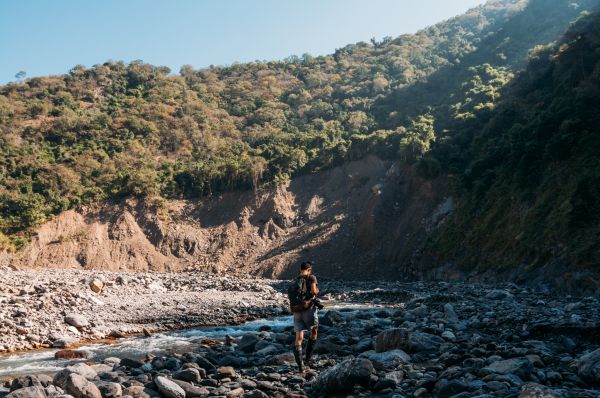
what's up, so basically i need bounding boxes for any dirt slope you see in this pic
[1,156,451,279]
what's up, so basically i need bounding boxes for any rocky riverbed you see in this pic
[1,275,600,397]
[0,268,288,353]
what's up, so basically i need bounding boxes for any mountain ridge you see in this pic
[1,0,600,295]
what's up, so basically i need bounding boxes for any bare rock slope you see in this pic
[2,157,450,279]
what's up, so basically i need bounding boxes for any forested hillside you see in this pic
[1,0,598,278]
[433,10,600,275]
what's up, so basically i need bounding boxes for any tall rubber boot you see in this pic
[293,345,304,372]
[305,338,317,363]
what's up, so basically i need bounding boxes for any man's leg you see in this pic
[305,324,318,363]
[293,329,304,372]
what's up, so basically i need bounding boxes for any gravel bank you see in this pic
[1,280,600,397]
[0,268,288,353]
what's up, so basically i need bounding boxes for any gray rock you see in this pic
[120,358,145,369]
[410,304,429,317]
[575,348,600,385]
[103,358,121,367]
[10,376,42,392]
[225,388,244,398]
[237,334,259,353]
[373,378,396,391]
[241,391,267,398]
[441,330,456,341]
[255,344,279,356]
[64,314,89,329]
[154,377,185,398]
[95,382,122,398]
[6,386,47,398]
[121,387,159,398]
[90,364,113,374]
[313,358,374,394]
[54,364,98,389]
[97,372,119,382]
[383,370,404,384]
[173,368,201,383]
[374,328,409,353]
[216,367,237,379]
[443,303,459,325]
[192,356,215,373]
[52,337,78,348]
[164,358,181,371]
[519,382,563,397]
[320,310,343,327]
[434,379,468,398]
[170,380,209,398]
[486,290,513,300]
[359,349,411,370]
[64,374,102,398]
[484,357,532,379]
[44,384,63,398]
[407,332,445,352]
[373,328,443,353]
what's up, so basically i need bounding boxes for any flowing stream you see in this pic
[0,303,391,379]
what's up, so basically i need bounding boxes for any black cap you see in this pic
[300,261,313,270]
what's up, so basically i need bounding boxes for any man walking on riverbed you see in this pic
[288,261,320,372]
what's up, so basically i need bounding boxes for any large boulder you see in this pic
[320,310,343,327]
[95,382,122,398]
[10,376,43,392]
[54,364,98,389]
[6,386,47,398]
[443,303,459,326]
[313,358,374,395]
[64,374,102,398]
[173,368,201,383]
[519,383,562,397]
[64,314,89,329]
[182,354,215,374]
[216,367,237,379]
[374,329,443,353]
[154,376,185,398]
[408,332,445,353]
[575,348,600,385]
[122,386,159,398]
[434,379,469,398]
[374,328,409,353]
[359,350,411,370]
[237,334,259,353]
[170,380,209,398]
[483,357,533,379]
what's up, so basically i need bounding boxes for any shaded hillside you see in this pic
[430,11,600,289]
[1,0,597,253]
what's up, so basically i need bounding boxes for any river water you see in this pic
[0,303,392,379]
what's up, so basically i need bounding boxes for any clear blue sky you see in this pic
[0,0,486,84]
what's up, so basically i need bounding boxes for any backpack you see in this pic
[287,276,311,312]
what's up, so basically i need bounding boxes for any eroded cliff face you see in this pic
[2,155,598,295]
[1,156,451,279]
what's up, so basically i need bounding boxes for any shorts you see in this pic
[293,306,319,332]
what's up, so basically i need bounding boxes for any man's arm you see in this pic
[310,275,319,296]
